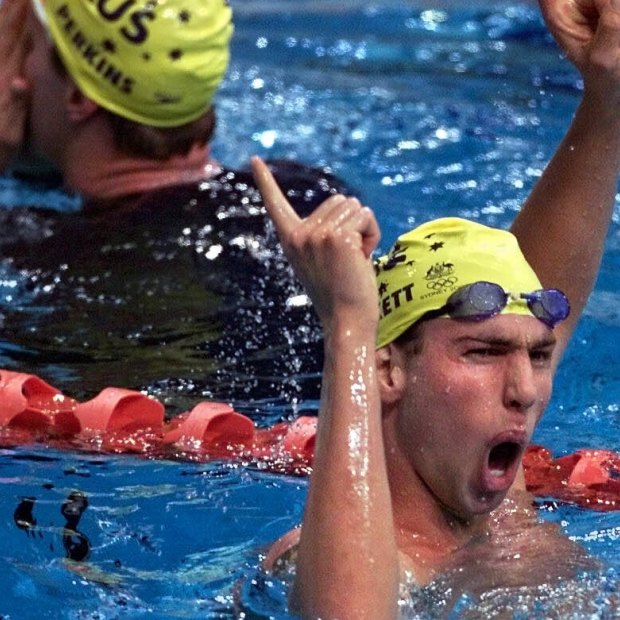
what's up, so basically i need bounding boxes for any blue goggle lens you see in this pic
[446,281,569,328]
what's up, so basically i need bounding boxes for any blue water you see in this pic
[2,0,620,617]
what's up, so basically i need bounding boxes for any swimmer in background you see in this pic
[0,0,346,401]
[0,0,341,212]
[0,0,233,203]
[251,0,620,615]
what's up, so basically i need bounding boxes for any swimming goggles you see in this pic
[434,281,570,328]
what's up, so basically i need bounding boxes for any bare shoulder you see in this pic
[262,527,301,575]
[263,527,418,613]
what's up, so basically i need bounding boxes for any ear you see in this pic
[375,344,407,405]
[64,84,99,123]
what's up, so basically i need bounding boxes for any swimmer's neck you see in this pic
[385,443,492,583]
[62,132,221,208]
[391,470,489,546]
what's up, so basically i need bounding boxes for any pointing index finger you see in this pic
[251,156,301,238]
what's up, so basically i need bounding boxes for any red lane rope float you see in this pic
[1,369,619,509]
[522,444,620,511]
[0,370,80,435]
[0,369,316,474]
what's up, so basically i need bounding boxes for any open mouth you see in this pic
[488,441,521,478]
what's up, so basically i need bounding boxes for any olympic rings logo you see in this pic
[426,276,457,291]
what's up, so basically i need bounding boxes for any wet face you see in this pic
[22,8,69,166]
[394,314,555,519]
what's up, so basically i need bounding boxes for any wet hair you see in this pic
[392,319,426,355]
[50,47,216,160]
[103,107,216,160]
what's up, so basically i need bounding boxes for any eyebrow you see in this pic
[454,333,557,349]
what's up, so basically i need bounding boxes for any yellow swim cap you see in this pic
[32,0,233,128]
[375,218,543,348]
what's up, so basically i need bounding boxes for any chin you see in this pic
[449,490,508,521]
[472,490,509,516]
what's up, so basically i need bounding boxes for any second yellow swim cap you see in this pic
[32,0,233,128]
[374,218,543,348]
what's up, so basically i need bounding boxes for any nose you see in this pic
[503,352,538,414]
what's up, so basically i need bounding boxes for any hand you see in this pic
[540,0,620,105]
[0,0,30,170]
[251,156,381,330]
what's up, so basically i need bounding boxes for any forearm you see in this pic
[291,314,399,620]
[248,155,391,617]
[511,94,620,343]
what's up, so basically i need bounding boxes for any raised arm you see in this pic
[0,0,30,172]
[252,157,400,620]
[511,0,620,356]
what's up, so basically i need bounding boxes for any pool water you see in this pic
[2,0,620,617]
